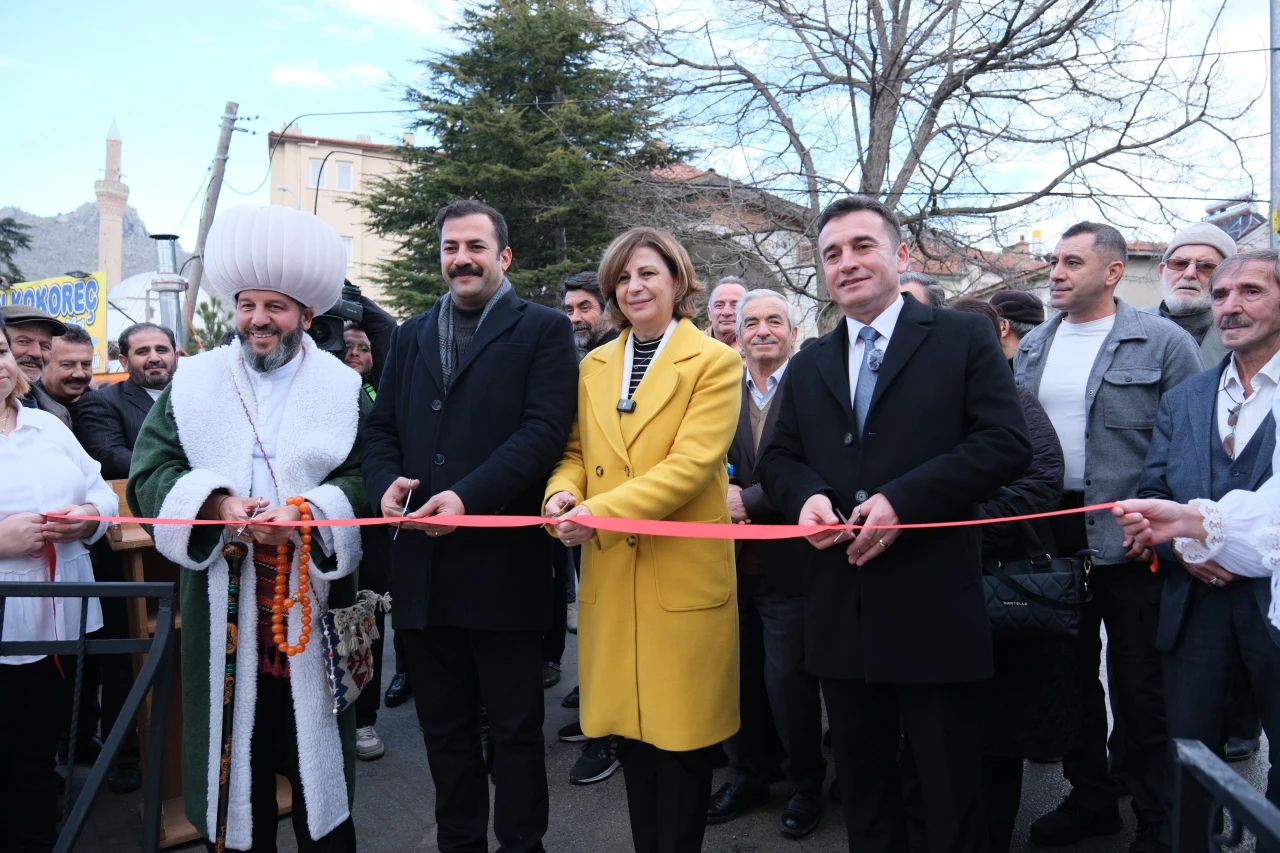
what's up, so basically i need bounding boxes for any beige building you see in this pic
[268,129,412,308]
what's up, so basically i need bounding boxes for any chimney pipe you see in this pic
[150,234,188,346]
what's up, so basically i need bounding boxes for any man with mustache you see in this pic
[129,205,370,851]
[562,271,618,361]
[1141,223,1236,369]
[0,304,72,429]
[74,322,179,794]
[363,199,577,853]
[41,323,96,425]
[1015,222,1201,853]
[1130,248,1280,848]
[712,289,826,837]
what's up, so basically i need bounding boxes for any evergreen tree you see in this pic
[359,0,678,315]
[0,218,32,283]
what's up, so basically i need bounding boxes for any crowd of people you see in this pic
[0,191,1277,853]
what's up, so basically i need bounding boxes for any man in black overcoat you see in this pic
[362,200,578,853]
[759,196,1032,853]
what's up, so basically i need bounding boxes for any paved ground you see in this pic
[81,620,1270,852]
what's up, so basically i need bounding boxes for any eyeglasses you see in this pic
[344,342,371,354]
[1166,257,1219,276]
[1223,385,1242,458]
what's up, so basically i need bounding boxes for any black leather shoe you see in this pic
[1127,820,1168,853]
[562,686,580,709]
[707,782,769,825]
[1224,736,1260,763]
[108,762,142,795]
[384,672,411,707]
[1030,798,1122,846]
[480,728,495,783]
[542,661,562,689]
[780,789,821,838]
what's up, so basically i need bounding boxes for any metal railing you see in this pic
[1171,738,1280,853]
[0,581,176,853]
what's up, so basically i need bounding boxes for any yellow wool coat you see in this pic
[545,318,743,751]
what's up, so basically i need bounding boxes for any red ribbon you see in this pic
[46,502,1160,571]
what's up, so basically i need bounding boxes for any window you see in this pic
[336,162,354,192]
[342,237,354,267]
[309,158,326,189]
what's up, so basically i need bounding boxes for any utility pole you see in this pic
[186,101,239,326]
[1271,1,1279,248]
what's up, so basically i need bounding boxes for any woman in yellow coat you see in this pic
[545,227,742,852]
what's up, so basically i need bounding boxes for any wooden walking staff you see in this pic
[214,540,248,853]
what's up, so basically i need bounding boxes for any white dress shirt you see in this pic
[747,360,788,408]
[1217,349,1280,458]
[845,295,905,407]
[241,350,305,507]
[0,405,117,664]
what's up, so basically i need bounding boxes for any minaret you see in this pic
[95,119,129,290]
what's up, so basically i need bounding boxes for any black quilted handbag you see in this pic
[982,516,1094,638]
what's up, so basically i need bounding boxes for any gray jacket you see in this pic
[1014,299,1202,563]
[1138,302,1227,368]
[20,380,72,430]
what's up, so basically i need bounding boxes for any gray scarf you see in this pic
[438,277,513,392]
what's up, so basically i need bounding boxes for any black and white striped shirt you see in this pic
[627,336,662,398]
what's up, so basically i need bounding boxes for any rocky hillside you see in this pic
[0,203,191,283]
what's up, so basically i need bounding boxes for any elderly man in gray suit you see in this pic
[1133,249,1280,846]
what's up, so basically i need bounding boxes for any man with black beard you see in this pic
[129,205,369,851]
[75,322,180,794]
[562,271,618,360]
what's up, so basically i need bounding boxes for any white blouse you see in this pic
[0,405,117,665]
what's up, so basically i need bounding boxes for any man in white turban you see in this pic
[128,205,370,851]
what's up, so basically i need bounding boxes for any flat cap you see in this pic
[0,304,68,335]
[988,290,1045,325]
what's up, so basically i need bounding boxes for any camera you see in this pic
[308,280,364,353]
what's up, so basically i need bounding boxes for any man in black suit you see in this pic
[760,196,1032,853]
[710,288,826,837]
[77,323,178,478]
[1133,249,1280,843]
[71,321,177,793]
[362,200,578,853]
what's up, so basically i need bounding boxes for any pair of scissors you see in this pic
[392,488,413,541]
[832,508,862,545]
[234,501,264,542]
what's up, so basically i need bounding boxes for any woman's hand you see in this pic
[40,504,100,544]
[1111,499,1206,549]
[554,505,596,548]
[0,512,46,557]
[246,503,302,547]
[545,492,576,517]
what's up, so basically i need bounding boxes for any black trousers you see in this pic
[618,739,716,853]
[981,756,1024,853]
[1050,495,1166,823]
[401,627,548,853]
[825,677,988,853]
[541,544,569,666]
[723,573,825,795]
[0,657,67,853]
[204,672,356,853]
[1161,581,1280,843]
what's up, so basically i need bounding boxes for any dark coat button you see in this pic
[855,490,869,503]
[843,432,853,446]
[627,535,637,547]
[434,453,445,465]
[595,466,604,477]
[431,399,442,411]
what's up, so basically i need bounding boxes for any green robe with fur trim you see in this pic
[126,338,371,848]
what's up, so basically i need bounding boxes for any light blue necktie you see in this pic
[854,326,880,435]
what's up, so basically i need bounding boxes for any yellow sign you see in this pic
[1,271,110,371]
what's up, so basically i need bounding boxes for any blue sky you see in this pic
[1,0,456,247]
[2,0,1271,252]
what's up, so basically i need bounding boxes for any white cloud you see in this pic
[268,61,389,88]
[323,22,375,41]
[323,0,437,34]
[270,62,334,87]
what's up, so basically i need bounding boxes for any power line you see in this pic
[175,160,214,232]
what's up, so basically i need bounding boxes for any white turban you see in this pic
[202,205,346,313]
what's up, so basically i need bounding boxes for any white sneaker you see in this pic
[567,600,578,633]
[355,726,385,761]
